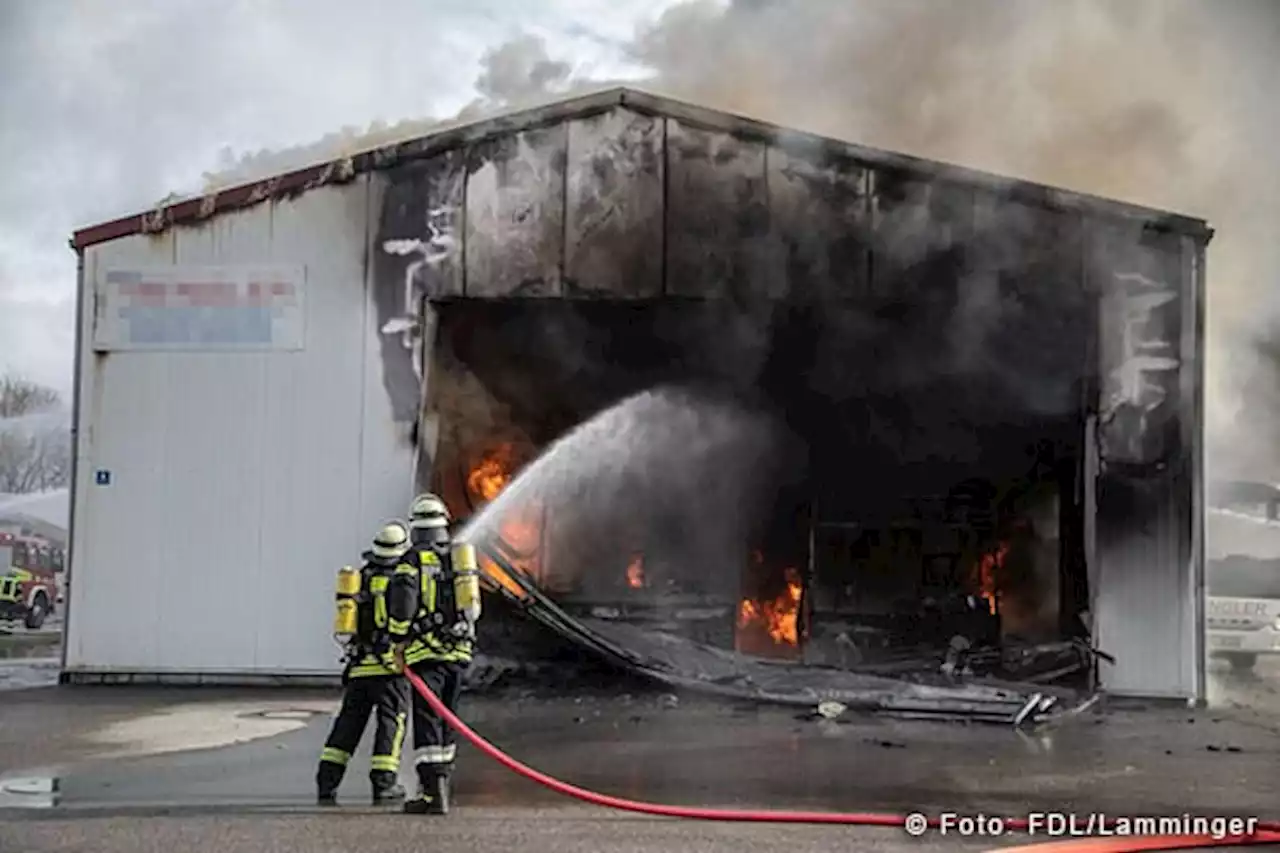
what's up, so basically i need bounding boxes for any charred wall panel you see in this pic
[465,125,567,297]
[967,195,1090,418]
[766,146,870,299]
[1089,221,1194,697]
[1094,226,1184,470]
[870,170,974,299]
[665,120,770,299]
[565,108,664,298]
[371,152,467,428]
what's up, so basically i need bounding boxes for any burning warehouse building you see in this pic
[61,87,1209,704]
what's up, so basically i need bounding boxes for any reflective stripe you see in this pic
[388,618,411,635]
[394,563,416,577]
[391,711,407,763]
[419,551,439,614]
[403,640,470,666]
[347,660,397,678]
[370,755,399,772]
[414,744,456,765]
[370,575,389,629]
[320,747,351,766]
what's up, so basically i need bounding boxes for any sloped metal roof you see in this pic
[71,86,1213,251]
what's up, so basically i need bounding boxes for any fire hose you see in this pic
[403,669,1280,851]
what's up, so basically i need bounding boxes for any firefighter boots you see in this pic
[316,762,344,806]
[370,770,406,805]
[404,766,450,815]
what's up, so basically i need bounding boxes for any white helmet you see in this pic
[408,493,451,530]
[371,521,411,559]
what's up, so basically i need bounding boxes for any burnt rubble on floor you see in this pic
[475,549,1104,728]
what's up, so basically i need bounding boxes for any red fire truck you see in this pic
[0,531,64,631]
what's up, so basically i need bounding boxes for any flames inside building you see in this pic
[421,285,1093,684]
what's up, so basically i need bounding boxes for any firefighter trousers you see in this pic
[317,673,410,793]
[409,660,463,786]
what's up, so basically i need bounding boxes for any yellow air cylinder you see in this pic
[334,565,360,637]
[451,543,482,624]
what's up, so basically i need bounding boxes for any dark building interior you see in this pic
[421,208,1097,673]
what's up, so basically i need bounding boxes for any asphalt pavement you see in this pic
[1,632,1277,853]
[2,808,1008,853]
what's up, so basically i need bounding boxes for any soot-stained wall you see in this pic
[362,98,1204,696]
[365,101,1195,516]
[368,104,1115,428]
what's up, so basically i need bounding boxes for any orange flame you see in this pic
[737,565,803,647]
[464,442,542,598]
[467,444,518,504]
[626,554,645,589]
[974,542,1009,615]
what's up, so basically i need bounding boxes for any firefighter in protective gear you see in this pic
[315,521,415,806]
[390,492,481,815]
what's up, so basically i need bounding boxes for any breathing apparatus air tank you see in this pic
[451,543,482,626]
[334,565,361,641]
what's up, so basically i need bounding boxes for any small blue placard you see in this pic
[95,470,111,486]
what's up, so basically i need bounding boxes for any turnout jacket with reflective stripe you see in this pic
[387,545,474,665]
[344,555,419,679]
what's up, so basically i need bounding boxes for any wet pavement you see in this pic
[1,633,1277,852]
[1207,656,1280,711]
[6,688,1276,816]
[0,620,62,693]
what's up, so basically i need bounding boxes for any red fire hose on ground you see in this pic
[403,670,1280,851]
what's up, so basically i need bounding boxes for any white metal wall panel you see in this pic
[66,234,177,671]
[253,180,389,673]
[67,177,417,676]
[156,210,271,670]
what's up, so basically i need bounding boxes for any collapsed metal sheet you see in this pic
[477,544,1091,727]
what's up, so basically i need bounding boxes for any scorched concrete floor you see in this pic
[0,672,1277,853]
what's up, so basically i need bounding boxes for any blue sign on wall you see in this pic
[95,470,111,486]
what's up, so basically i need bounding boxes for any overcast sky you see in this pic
[0,0,692,395]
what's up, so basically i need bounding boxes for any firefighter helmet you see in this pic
[408,493,451,530]
[371,521,411,559]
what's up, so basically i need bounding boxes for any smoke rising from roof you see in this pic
[204,0,1280,476]
[623,0,1278,476]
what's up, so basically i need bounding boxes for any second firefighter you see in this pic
[387,492,482,815]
